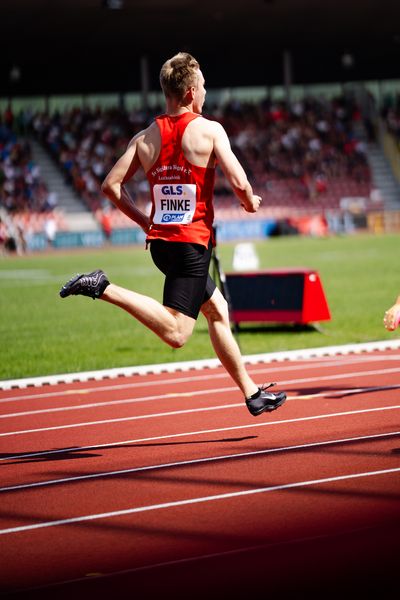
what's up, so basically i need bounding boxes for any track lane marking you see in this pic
[1,466,399,536]
[1,380,400,437]
[1,430,399,493]
[1,354,400,404]
[0,404,399,457]
[1,368,399,420]
[1,383,400,420]
[2,339,400,391]
[20,522,398,591]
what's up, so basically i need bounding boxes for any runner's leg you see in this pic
[101,285,196,348]
[201,287,259,398]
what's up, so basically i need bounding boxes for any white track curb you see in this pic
[1,339,400,390]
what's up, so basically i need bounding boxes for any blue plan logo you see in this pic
[161,213,185,223]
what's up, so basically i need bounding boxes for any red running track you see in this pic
[0,349,399,599]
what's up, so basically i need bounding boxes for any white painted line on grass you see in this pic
[1,466,399,536]
[1,430,398,493]
[1,339,399,390]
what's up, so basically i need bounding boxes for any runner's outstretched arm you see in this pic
[212,122,262,213]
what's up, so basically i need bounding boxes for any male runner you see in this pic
[60,52,287,416]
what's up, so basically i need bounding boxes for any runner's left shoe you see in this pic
[59,270,110,299]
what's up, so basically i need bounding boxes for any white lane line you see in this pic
[13,522,396,595]
[1,466,399,536]
[1,376,400,437]
[0,400,243,437]
[0,389,229,419]
[1,367,399,421]
[1,430,398,493]
[2,353,400,404]
[0,404,399,452]
[1,381,400,420]
[2,339,399,390]
[27,524,398,591]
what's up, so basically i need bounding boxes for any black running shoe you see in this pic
[246,383,287,417]
[59,270,110,299]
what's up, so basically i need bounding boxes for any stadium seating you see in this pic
[0,119,68,251]
[1,93,385,247]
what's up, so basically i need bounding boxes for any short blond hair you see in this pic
[159,52,200,101]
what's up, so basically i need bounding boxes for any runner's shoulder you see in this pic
[194,115,225,137]
[128,122,159,148]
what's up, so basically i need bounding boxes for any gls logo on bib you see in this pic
[153,184,196,225]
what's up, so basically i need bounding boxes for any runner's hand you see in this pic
[383,304,400,331]
[241,195,262,213]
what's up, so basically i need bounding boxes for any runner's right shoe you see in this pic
[59,270,110,299]
[246,383,287,416]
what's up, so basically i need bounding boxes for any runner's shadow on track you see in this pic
[0,436,258,465]
[330,384,400,397]
[287,385,399,397]
[0,451,104,464]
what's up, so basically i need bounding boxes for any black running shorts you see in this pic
[149,239,217,319]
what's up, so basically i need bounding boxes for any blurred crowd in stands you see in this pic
[382,92,400,143]
[214,95,373,208]
[31,105,138,213]
[29,94,373,214]
[0,108,62,254]
[0,109,53,213]
[1,90,398,252]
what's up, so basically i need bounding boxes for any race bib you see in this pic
[153,184,196,225]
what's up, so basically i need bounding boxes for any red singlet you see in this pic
[146,112,216,248]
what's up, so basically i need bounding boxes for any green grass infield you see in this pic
[0,232,398,381]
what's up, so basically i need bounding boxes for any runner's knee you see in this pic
[202,290,229,323]
[164,311,195,348]
[166,330,191,349]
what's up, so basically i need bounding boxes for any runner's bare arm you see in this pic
[101,136,151,233]
[212,122,261,213]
